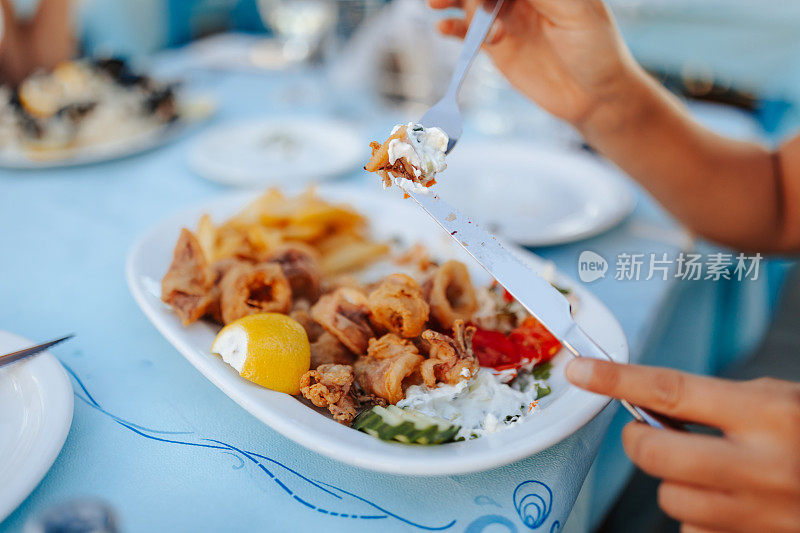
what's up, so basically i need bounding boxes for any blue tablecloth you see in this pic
[0,60,788,532]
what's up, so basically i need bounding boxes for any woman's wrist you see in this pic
[575,63,660,149]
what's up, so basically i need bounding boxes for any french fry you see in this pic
[195,214,217,261]
[320,240,390,275]
[191,188,388,272]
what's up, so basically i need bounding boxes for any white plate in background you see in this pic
[437,142,636,247]
[0,331,73,522]
[188,117,364,187]
[0,94,216,170]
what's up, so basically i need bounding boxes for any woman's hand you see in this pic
[566,358,800,532]
[428,0,644,127]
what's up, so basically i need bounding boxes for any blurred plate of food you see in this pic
[0,331,73,521]
[0,58,216,169]
[187,118,364,187]
[434,141,636,247]
[126,185,627,475]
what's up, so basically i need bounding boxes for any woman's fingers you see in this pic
[437,18,468,39]
[428,0,462,9]
[565,359,755,430]
[658,482,745,532]
[434,3,506,44]
[680,525,727,533]
[621,423,762,490]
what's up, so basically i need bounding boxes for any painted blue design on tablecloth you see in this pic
[465,514,518,533]
[63,364,456,531]
[513,480,554,530]
[474,495,502,508]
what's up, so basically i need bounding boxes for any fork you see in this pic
[410,1,681,431]
[419,0,505,154]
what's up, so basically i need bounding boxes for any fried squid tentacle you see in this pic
[310,288,374,355]
[219,262,292,324]
[266,243,321,302]
[300,364,359,424]
[161,228,216,325]
[367,273,430,338]
[420,320,479,388]
[354,334,424,404]
[424,260,478,329]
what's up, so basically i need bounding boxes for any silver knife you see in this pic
[0,334,74,369]
[403,189,677,430]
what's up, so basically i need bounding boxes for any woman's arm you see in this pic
[0,0,75,85]
[432,0,800,253]
[580,67,800,252]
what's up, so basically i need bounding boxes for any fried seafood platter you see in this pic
[127,185,629,474]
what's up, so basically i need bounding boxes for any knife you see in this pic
[403,188,680,430]
[0,334,74,369]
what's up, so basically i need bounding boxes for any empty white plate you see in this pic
[436,142,636,246]
[0,331,73,522]
[188,117,365,187]
[126,185,629,475]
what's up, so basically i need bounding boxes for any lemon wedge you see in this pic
[211,313,310,395]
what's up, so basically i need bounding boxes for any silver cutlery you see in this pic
[419,0,505,154]
[0,334,74,369]
[412,0,677,430]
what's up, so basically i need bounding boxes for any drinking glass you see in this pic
[256,0,338,65]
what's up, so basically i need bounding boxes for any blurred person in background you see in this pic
[430,0,800,532]
[0,0,75,84]
[0,0,267,85]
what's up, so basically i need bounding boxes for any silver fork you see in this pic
[419,0,505,154]
[411,1,680,430]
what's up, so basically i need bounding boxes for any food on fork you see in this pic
[365,123,448,191]
[160,188,565,443]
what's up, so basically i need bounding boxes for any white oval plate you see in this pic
[0,94,216,170]
[0,331,74,521]
[188,117,365,188]
[126,185,628,475]
[436,142,636,247]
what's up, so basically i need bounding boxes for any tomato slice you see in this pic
[471,328,519,368]
[509,317,562,364]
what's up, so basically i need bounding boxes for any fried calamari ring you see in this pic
[424,260,478,329]
[219,262,292,324]
[354,334,424,404]
[266,243,321,302]
[367,273,430,338]
[310,288,374,355]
